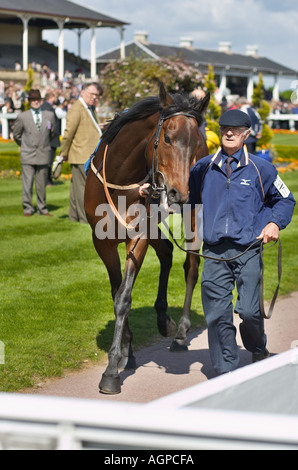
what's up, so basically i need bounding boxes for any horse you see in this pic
[84,83,210,394]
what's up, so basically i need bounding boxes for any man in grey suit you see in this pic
[13,89,58,216]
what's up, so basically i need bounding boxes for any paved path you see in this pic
[25,292,298,403]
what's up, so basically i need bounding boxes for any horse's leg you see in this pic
[92,233,136,372]
[149,236,176,337]
[92,233,122,300]
[170,252,200,351]
[99,237,149,394]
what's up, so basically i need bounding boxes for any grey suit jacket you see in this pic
[41,101,61,148]
[13,109,58,165]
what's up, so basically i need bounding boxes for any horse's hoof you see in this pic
[99,373,121,394]
[158,316,176,337]
[170,339,188,352]
[118,355,137,371]
[167,317,177,337]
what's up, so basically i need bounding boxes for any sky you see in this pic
[43,0,298,90]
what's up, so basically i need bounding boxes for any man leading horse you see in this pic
[141,108,296,375]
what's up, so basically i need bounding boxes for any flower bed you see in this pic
[272,129,298,135]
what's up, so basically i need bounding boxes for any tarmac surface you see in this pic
[25,292,298,403]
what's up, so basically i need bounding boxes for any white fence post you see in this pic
[0,113,19,139]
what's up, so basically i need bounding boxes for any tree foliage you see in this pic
[23,65,34,110]
[203,65,221,136]
[101,55,204,110]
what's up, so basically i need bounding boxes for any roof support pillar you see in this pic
[56,19,66,82]
[90,25,97,79]
[219,72,227,101]
[273,75,280,101]
[19,14,30,71]
[247,73,254,101]
[119,26,125,59]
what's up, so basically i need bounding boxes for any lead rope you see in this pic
[161,218,282,320]
[259,238,282,319]
[102,144,137,231]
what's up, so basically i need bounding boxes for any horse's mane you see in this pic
[102,92,205,144]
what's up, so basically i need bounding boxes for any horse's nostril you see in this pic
[167,188,181,204]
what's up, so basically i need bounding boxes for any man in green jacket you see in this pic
[60,82,102,223]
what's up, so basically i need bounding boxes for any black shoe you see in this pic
[252,348,270,363]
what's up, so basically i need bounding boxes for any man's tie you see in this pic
[88,106,98,123]
[225,156,235,178]
[35,111,41,131]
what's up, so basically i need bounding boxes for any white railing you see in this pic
[0,113,112,139]
[1,113,298,140]
[268,113,298,132]
[0,113,67,139]
[0,349,297,450]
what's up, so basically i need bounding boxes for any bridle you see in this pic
[99,111,197,230]
[147,111,198,209]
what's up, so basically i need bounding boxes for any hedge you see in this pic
[0,153,71,174]
[0,145,297,176]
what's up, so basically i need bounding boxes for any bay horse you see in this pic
[84,83,210,394]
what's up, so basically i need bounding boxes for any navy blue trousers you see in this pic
[201,240,267,375]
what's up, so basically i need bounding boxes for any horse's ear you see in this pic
[159,82,174,108]
[196,92,210,115]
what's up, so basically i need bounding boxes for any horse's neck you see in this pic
[106,118,157,184]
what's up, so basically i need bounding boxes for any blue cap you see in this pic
[219,109,251,128]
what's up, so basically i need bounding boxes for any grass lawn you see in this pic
[272,133,298,146]
[0,172,297,392]
[0,140,19,153]
[0,179,205,391]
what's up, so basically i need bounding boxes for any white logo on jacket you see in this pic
[240,179,251,186]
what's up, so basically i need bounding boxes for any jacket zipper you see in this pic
[226,177,230,234]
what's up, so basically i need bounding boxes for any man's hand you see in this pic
[60,153,68,162]
[257,222,279,244]
[138,183,151,198]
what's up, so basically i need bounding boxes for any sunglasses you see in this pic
[220,126,249,135]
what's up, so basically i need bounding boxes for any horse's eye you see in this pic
[164,134,171,145]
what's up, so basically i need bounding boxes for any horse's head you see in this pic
[148,83,210,210]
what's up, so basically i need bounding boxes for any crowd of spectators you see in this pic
[1,66,298,140]
[0,64,114,140]
[0,79,80,114]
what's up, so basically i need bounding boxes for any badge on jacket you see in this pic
[274,175,290,198]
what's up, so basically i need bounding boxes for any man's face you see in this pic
[30,98,42,111]
[81,85,100,107]
[220,126,251,155]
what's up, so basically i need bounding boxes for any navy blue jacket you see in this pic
[189,146,296,246]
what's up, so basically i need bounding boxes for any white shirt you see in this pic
[31,108,42,126]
